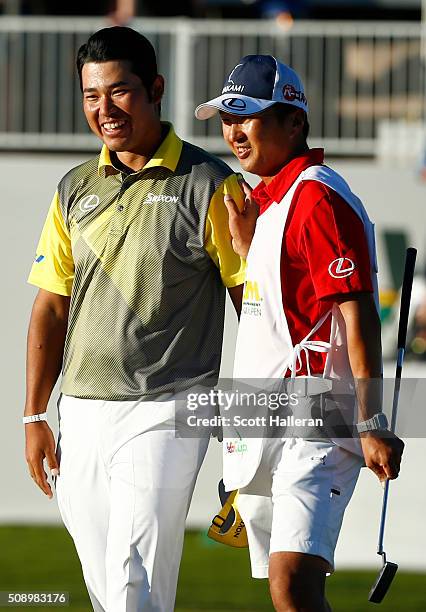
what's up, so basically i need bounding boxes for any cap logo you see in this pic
[222,64,245,93]
[222,98,247,111]
[228,64,243,84]
[283,84,307,105]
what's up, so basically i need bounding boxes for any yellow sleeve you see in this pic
[27,191,74,296]
[205,173,246,288]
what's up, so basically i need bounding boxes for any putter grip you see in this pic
[397,247,417,351]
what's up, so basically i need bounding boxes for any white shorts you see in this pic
[55,394,209,612]
[237,438,363,578]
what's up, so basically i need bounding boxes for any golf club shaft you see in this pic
[377,247,417,555]
[377,480,390,556]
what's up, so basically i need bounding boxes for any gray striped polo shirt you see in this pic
[28,124,245,400]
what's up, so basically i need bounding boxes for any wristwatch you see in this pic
[356,413,388,434]
[23,412,48,424]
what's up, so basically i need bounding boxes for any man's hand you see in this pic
[25,421,59,498]
[24,289,68,498]
[337,296,405,483]
[224,180,258,259]
[360,431,404,483]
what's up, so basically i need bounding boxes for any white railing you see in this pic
[0,16,423,154]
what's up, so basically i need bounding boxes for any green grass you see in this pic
[0,526,425,611]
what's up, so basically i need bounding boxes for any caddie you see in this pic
[196,55,404,611]
[24,27,245,612]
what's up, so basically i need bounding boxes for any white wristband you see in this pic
[23,412,48,424]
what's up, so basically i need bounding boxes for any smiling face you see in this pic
[220,106,305,181]
[82,60,164,158]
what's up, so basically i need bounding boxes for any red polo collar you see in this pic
[252,148,325,213]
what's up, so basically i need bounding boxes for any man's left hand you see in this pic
[360,431,405,482]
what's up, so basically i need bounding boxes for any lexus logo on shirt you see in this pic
[78,194,100,212]
[328,257,356,278]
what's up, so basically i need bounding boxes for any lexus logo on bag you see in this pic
[328,257,356,278]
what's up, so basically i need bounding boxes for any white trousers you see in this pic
[55,395,209,612]
[237,438,363,578]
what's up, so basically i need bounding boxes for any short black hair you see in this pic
[76,26,158,95]
[271,103,310,140]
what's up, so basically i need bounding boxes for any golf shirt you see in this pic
[252,148,373,375]
[28,123,245,400]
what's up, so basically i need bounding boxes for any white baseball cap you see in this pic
[195,54,308,120]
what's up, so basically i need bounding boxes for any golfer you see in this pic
[24,27,245,612]
[196,55,404,611]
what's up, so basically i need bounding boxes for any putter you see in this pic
[368,247,417,603]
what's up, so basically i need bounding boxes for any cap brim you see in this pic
[195,94,276,120]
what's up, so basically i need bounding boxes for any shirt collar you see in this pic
[252,148,325,213]
[97,122,183,177]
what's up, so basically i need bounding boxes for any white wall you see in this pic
[1,152,425,570]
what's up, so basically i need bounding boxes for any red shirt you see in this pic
[252,149,373,375]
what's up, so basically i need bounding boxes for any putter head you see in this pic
[368,561,398,603]
[207,480,248,547]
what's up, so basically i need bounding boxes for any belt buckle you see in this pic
[289,376,333,397]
